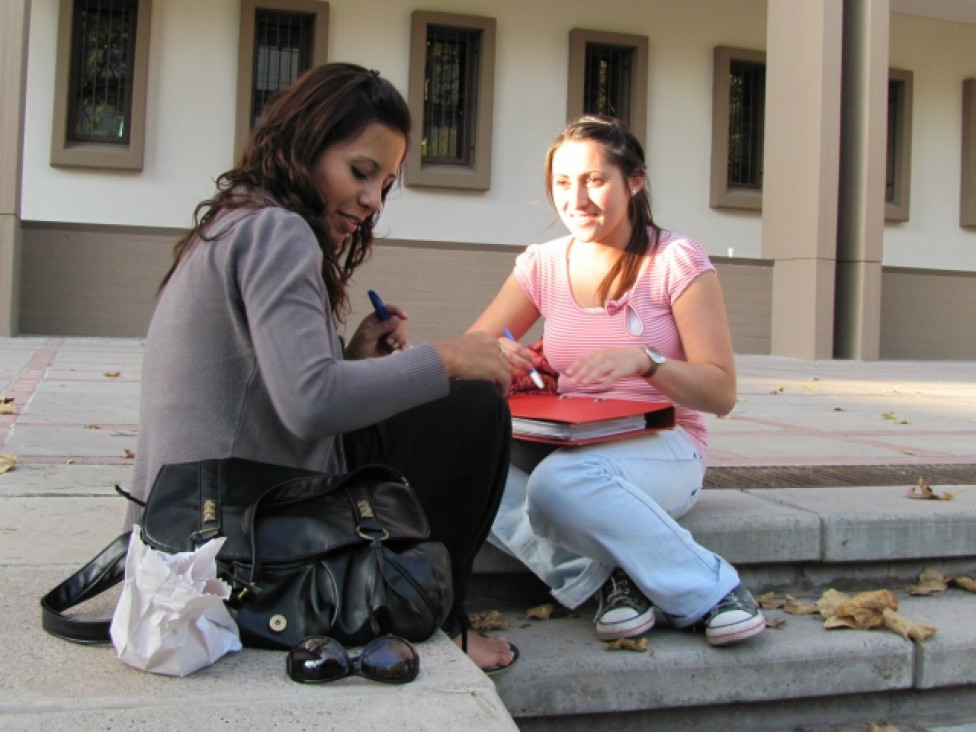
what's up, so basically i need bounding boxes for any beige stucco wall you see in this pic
[20,0,768,260]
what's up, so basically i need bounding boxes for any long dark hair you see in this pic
[544,115,661,304]
[161,63,411,319]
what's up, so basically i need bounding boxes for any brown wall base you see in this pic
[28,221,976,360]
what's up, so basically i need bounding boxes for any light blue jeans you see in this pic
[488,427,741,627]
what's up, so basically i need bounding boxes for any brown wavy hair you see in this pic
[161,63,411,319]
[544,114,661,304]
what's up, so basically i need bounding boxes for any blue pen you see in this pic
[503,328,544,389]
[368,289,390,321]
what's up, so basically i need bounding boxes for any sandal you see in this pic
[455,622,520,677]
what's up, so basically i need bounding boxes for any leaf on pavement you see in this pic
[0,453,17,474]
[765,616,787,629]
[604,637,649,652]
[471,609,510,631]
[883,608,937,642]
[908,568,948,595]
[783,595,819,615]
[819,589,899,631]
[103,371,121,378]
[0,401,18,415]
[948,576,976,593]
[907,479,954,501]
[525,603,555,620]
[869,724,900,732]
[757,592,785,610]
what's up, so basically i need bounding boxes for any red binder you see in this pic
[508,394,675,445]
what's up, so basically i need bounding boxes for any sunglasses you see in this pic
[286,635,420,684]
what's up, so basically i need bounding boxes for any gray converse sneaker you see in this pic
[594,568,655,640]
[702,584,765,646]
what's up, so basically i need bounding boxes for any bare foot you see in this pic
[454,631,515,671]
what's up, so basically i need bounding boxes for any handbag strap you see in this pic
[237,465,404,595]
[39,532,131,644]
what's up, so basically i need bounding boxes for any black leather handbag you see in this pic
[41,458,454,650]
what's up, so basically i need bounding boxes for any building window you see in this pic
[885,69,913,222]
[567,29,648,142]
[406,11,496,190]
[235,0,328,159]
[50,0,152,170]
[962,79,976,228]
[710,46,766,211]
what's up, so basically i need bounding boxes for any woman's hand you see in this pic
[498,336,540,380]
[564,347,648,388]
[344,303,411,359]
[431,331,512,397]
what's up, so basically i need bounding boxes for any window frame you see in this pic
[962,79,976,228]
[50,0,152,171]
[710,45,766,211]
[234,0,329,160]
[885,68,913,223]
[566,28,648,143]
[405,10,496,191]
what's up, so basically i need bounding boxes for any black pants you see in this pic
[342,379,511,632]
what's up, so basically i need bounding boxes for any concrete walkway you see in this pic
[1,336,975,730]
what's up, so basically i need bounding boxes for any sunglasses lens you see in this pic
[357,636,420,684]
[286,637,350,683]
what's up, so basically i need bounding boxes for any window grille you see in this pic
[67,0,138,144]
[583,44,633,124]
[251,10,314,127]
[886,78,901,204]
[422,26,480,165]
[727,59,766,189]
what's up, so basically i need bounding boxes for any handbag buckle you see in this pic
[356,527,390,542]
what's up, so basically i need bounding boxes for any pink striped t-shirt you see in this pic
[513,229,714,458]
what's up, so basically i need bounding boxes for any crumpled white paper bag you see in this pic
[110,528,242,676]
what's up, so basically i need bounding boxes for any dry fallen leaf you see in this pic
[783,595,819,615]
[757,592,785,610]
[948,576,976,593]
[66,458,75,465]
[526,603,555,621]
[604,637,649,652]
[0,453,17,474]
[85,424,102,430]
[771,386,784,394]
[907,479,954,501]
[830,406,846,412]
[123,449,135,459]
[882,411,909,424]
[470,609,509,631]
[0,402,19,415]
[765,616,787,629]
[816,588,851,618]
[883,608,936,642]
[869,724,900,732]
[103,371,121,378]
[820,589,899,631]
[908,568,948,595]
[818,588,936,642]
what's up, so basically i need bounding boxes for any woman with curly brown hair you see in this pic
[127,63,516,673]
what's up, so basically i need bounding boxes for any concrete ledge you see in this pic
[491,601,914,718]
[751,485,976,561]
[475,485,976,577]
[0,568,518,731]
[487,592,976,723]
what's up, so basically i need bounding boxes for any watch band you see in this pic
[641,346,666,378]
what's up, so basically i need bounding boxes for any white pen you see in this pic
[503,328,544,389]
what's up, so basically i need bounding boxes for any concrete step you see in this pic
[468,483,976,731]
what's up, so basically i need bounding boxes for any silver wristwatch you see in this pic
[641,346,666,378]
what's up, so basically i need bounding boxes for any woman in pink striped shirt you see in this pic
[470,115,765,647]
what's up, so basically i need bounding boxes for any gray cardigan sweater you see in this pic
[127,204,448,520]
